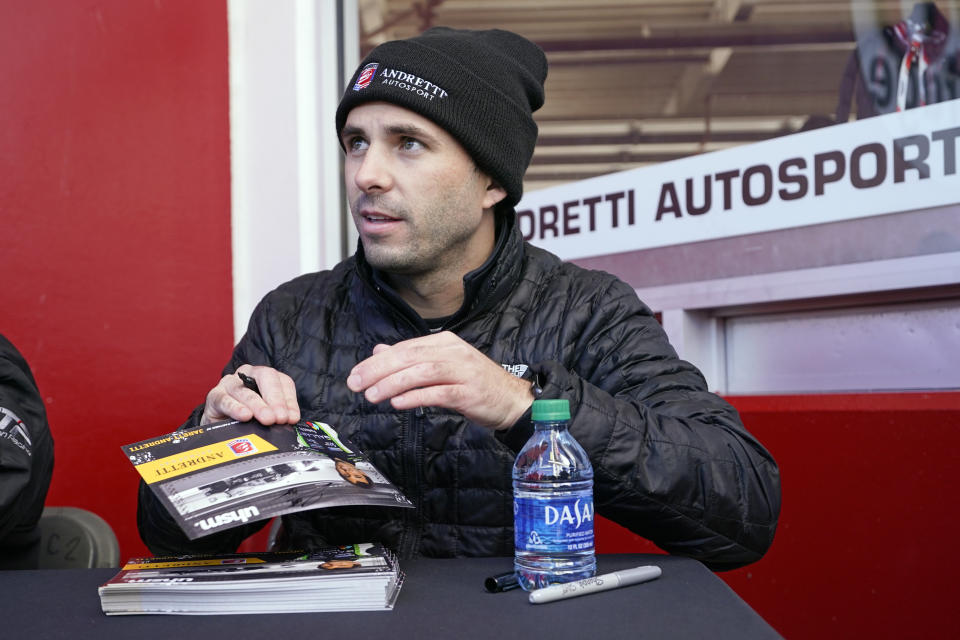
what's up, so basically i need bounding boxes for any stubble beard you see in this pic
[352,193,480,279]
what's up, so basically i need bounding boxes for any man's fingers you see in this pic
[348,344,404,392]
[202,375,258,424]
[202,366,301,426]
[244,371,283,422]
[371,343,392,355]
[349,334,461,393]
[216,393,257,422]
[238,366,301,425]
[387,383,467,412]
[347,332,533,430]
[361,360,452,404]
[267,369,302,423]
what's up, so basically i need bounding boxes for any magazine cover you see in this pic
[106,543,395,583]
[99,543,404,614]
[124,420,412,539]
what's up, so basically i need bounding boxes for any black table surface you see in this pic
[1,554,782,639]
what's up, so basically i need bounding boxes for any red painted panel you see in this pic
[2,1,233,560]
[723,393,960,639]
[596,392,960,639]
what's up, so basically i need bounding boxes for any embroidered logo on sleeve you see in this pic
[501,363,530,378]
[0,407,32,455]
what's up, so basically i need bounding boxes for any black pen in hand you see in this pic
[237,371,261,396]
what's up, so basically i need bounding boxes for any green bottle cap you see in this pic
[531,398,570,421]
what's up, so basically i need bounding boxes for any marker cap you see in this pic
[484,571,520,593]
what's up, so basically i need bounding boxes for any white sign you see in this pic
[517,99,960,261]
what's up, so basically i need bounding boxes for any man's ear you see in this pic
[482,179,508,209]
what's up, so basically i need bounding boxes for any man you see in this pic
[333,459,372,488]
[1,334,55,569]
[139,27,780,570]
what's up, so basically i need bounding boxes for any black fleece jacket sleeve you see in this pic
[497,278,780,571]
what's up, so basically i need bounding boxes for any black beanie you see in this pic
[336,27,547,207]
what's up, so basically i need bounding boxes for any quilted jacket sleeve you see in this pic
[500,274,780,571]
[0,335,54,568]
[136,296,282,557]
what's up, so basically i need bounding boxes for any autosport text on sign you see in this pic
[517,100,959,261]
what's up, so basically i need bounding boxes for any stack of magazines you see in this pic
[98,543,403,615]
[104,419,414,615]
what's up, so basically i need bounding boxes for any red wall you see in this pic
[2,0,234,560]
[597,391,960,639]
[5,4,959,639]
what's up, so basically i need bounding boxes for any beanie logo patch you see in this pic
[353,63,379,91]
[377,67,449,101]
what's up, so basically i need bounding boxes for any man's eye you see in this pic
[348,137,369,152]
[401,138,424,151]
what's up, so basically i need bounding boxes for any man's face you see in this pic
[341,102,506,278]
[334,459,371,486]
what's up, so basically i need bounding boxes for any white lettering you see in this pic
[545,505,558,526]
[378,67,448,99]
[543,500,593,529]
[194,505,261,531]
[516,101,960,262]
[579,499,594,525]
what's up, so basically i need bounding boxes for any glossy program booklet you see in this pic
[98,543,403,615]
[123,420,412,540]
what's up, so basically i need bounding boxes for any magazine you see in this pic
[124,419,412,540]
[98,543,403,614]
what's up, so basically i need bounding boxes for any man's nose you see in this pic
[354,146,393,193]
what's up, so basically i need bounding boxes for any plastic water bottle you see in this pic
[513,398,596,591]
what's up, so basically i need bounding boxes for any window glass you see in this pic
[356,1,959,192]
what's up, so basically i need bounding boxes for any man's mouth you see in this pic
[362,211,401,223]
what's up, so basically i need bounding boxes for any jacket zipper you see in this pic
[398,408,423,558]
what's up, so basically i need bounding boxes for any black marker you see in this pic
[238,371,261,396]
[484,571,520,593]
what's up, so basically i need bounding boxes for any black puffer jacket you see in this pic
[139,215,780,570]
[1,335,54,570]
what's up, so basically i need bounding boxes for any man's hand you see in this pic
[346,332,534,430]
[200,365,301,426]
